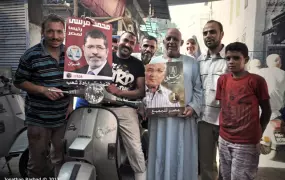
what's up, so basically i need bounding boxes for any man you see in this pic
[197,20,227,180]
[140,35,158,65]
[74,29,112,77]
[145,63,180,108]
[13,14,72,178]
[248,58,262,74]
[104,31,146,180]
[257,54,285,133]
[112,37,118,52]
[185,35,201,59]
[147,28,202,180]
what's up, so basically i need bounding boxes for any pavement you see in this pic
[0,152,285,180]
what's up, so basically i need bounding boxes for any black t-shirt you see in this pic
[112,52,145,100]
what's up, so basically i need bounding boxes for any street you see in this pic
[0,152,285,180]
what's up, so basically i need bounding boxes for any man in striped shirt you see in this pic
[197,20,227,180]
[14,14,72,178]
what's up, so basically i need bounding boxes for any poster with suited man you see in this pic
[63,17,113,86]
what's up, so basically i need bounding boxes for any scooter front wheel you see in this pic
[58,161,96,180]
[19,148,29,178]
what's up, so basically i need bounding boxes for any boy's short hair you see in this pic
[225,42,249,58]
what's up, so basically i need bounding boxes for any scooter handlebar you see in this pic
[0,76,10,83]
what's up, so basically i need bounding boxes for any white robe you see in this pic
[147,55,203,180]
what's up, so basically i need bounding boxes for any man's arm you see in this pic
[260,99,272,133]
[15,81,46,95]
[256,77,271,133]
[186,62,203,116]
[14,56,63,100]
[116,77,145,99]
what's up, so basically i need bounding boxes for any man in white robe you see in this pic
[147,28,202,180]
[257,54,285,133]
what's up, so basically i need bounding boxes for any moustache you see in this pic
[89,56,101,60]
[50,38,61,42]
[120,46,131,51]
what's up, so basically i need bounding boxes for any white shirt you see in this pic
[87,60,107,75]
[197,45,228,125]
[256,67,285,119]
[144,85,181,108]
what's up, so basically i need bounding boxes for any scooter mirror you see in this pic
[84,83,105,104]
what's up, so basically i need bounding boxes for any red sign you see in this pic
[63,17,113,86]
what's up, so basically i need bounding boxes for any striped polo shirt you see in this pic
[14,39,70,128]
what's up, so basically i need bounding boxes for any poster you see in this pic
[144,61,185,117]
[63,17,113,87]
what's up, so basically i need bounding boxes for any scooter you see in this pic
[56,84,148,180]
[260,118,285,161]
[0,75,29,177]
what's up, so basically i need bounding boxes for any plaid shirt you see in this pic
[197,45,227,125]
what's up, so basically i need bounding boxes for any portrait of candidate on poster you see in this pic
[144,61,185,117]
[63,17,113,86]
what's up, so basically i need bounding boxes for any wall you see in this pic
[29,23,41,48]
[211,0,258,52]
[263,0,285,68]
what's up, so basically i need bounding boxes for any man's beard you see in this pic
[205,40,220,50]
[118,45,132,58]
[141,52,152,65]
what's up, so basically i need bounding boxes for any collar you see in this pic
[145,85,163,93]
[40,38,64,56]
[205,44,225,59]
[87,60,107,75]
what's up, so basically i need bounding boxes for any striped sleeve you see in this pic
[14,55,33,85]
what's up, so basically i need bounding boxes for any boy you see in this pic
[216,42,271,180]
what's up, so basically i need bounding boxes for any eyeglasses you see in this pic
[87,45,107,52]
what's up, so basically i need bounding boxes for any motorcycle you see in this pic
[55,84,148,180]
[260,118,285,161]
[0,75,29,177]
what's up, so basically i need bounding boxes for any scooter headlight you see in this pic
[260,136,272,155]
[84,84,104,104]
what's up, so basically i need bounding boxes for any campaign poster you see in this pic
[63,17,113,87]
[144,61,185,117]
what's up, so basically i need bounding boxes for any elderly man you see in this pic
[257,54,285,132]
[147,28,202,180]
[145,63,180,108]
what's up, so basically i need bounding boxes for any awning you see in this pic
[80,0,126,17]
[137,0,171,20]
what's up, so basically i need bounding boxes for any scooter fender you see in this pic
[58,161,96,180]
[9,129,28,154]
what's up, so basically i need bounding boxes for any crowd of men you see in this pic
[13,13,285,180]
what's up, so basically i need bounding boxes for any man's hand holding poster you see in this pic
[144,61,185,117]
[64,17,113,86]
